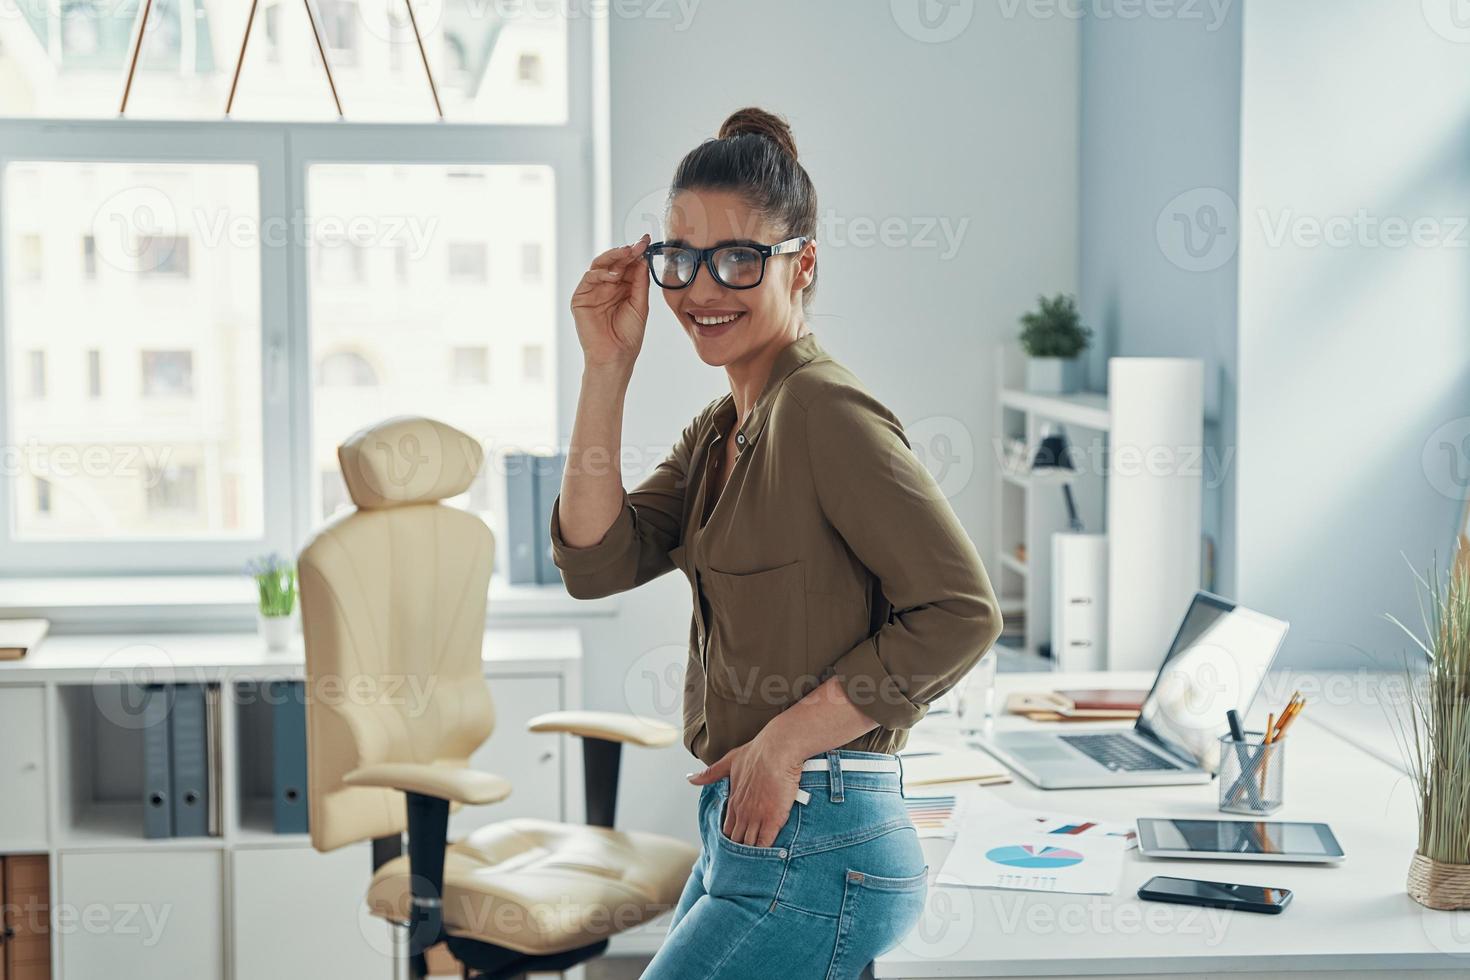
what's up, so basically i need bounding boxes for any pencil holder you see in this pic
[1216,733,1284,815]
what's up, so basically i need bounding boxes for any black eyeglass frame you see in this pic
[643,236,809,290]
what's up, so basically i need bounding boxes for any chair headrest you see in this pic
[338,416,484,509]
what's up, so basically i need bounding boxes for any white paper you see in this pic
[937,821,1128,895]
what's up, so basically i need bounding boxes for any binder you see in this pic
[205,685,222,837]
[533,453,566,585]
[269,680,310,834]
[168,683,210,838]
[140,684,173,839]
[505,452,539,584]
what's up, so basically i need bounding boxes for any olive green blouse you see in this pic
[550,333,1002,764]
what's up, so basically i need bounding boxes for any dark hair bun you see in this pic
[718,107,799,161]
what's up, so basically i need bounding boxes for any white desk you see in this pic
[875,671,1470,979]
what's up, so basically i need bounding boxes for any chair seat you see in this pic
[367,818,698,956]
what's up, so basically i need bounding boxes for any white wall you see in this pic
[1078,5,1241,595]
[560,1,1079,844]
[1236,1,1470,668]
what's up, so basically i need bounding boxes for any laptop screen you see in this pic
[1133,593,1289,773]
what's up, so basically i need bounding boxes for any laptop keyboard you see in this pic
[1061,733,1182,772]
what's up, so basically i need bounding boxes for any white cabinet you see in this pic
[0,687,48,849]
[453,676,564,836]
[58,850,224,980]
[232,844,392,980]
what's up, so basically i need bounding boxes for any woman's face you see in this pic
[661,188,814,369]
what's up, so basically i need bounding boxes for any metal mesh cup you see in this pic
[1217,733,1285,815]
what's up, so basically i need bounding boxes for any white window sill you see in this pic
[0,575,617,631]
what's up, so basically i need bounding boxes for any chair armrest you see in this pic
[527,710,678,748]
[343,763,512,805]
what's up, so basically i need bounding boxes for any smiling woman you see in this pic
[554,107,1002,980]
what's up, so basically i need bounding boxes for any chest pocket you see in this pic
[700,561,809,706]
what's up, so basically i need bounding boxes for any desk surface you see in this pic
[0,626,582,683]
[875,671,1466,978]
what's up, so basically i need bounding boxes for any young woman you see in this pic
[552,107,1002,979]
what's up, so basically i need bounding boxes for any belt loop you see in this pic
[827,750,845,803]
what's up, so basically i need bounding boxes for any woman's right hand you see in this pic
[571,234,651,371]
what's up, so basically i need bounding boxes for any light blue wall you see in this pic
[1078,4,1243,597]
[1236,1,1470,668]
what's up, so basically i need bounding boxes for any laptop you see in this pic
[980,592,1289,789]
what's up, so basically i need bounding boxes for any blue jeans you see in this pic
[642,751,928,980]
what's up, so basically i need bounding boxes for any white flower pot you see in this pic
[1026,356,1082,394]
[257,611,293,652]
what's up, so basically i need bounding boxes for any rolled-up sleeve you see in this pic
[550,416,698,600]
[806,385,1002,729]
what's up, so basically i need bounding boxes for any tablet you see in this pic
[1136,818,1345,863]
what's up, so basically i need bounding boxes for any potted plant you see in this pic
[1019,293,1092,394]
[248,554,297,652]
[1387,550,1470,910]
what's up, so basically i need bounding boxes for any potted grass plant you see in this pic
[249,554,297,652]
[1387,548,1470,910]
[1019,293,1092,394]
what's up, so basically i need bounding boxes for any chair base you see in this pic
[445,935,610,980]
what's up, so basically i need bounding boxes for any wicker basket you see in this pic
[1407,852,1470,910]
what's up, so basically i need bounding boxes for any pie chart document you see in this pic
[936,827,1128,895]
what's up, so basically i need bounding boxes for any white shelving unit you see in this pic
[0,627,584,980]
[994,347,1202,669]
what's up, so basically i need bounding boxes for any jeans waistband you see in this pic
[796,750,904,803]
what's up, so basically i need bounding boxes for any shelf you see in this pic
[999,388,1111,430]
[1000,554,1028,577]
[61,802,226,851]
[235,798,310,847]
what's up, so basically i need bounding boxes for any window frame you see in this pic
[0,13,598,577]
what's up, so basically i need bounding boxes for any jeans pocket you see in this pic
[825,867,928,980]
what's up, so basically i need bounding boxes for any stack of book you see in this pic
[1005,689,1148,723]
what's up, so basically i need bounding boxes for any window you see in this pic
[138,236,191,278]
[141,351,195,397]
[27,351,46,398]
[522,344,544,382]
[318,351,378,387]
[307,164,558,528]
[518,52,544,86]
[19,235,42,281]
[521,242,543,282]
[0,8,588,574]
[145,464,201,517]
[317,0,359,68]
[452,346,489,385]
[0,0,569,123]
[87,349,102,398]
[448,242,488,283]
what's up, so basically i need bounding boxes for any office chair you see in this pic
[299,416,697,979]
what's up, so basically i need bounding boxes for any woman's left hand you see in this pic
[687,729,805,848]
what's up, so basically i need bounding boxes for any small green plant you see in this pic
[1386,553,1470,866]
[248,554,297,618]
[1019,293,1092,359]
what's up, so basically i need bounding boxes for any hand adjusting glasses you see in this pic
[644,237,808,290]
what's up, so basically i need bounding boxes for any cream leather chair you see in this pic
[299,416,697,979]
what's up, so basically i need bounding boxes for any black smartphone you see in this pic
[1137,875,1292,914]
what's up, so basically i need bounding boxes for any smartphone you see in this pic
[1137,875,1292,914]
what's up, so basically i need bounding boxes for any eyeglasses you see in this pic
[644,237,808,290]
